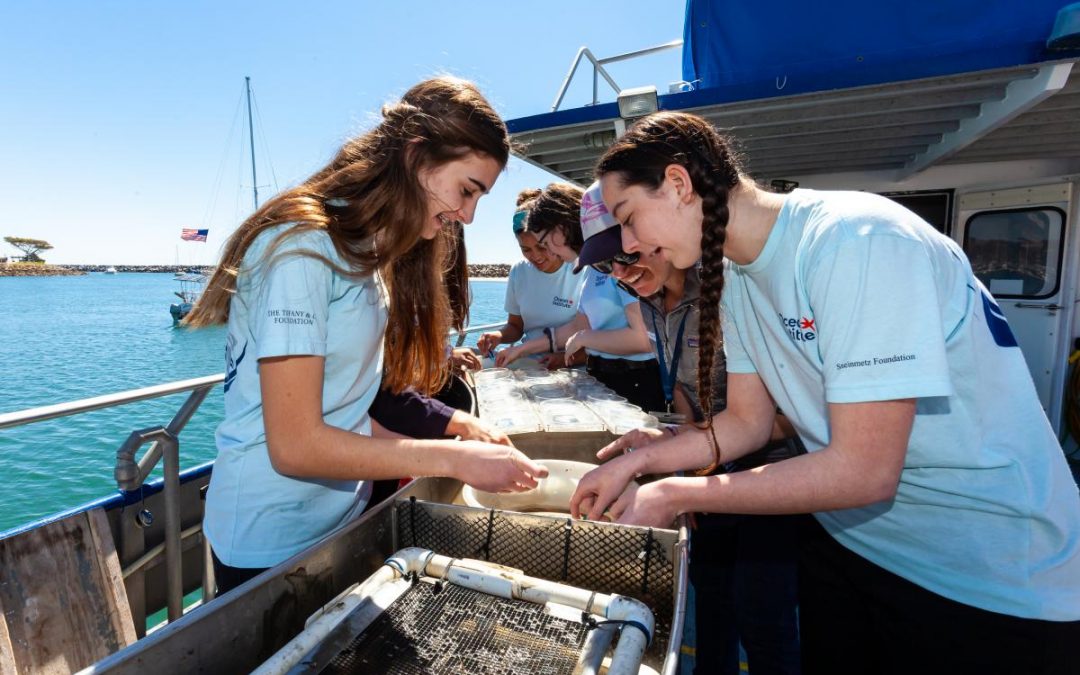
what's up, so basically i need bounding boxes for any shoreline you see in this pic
[2,263,514,278]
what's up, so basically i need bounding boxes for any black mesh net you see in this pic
[392,498,673,663]
[322,581,589,675]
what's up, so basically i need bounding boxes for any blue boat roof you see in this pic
[508,1,1080,183]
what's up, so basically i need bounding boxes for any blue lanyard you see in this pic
[651,307,690,410]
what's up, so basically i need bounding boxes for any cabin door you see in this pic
[957,184,1072,431]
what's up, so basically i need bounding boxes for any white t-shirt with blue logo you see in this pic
[578,267,653,361]
[722,189,1080,620]
[205,226,388,568]
[504,260,584,343]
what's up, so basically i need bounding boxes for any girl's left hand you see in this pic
[609,480,678,528]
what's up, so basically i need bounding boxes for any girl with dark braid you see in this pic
[570,111,1080,672]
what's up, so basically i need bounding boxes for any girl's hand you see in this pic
[476,332,502,356]
[595,427,666,461]
[609,480,678,528]
[562,330,588,364]
[450,347,482,371]
[453,441,549,493]
[538,352,566,370]
[495,345,522,368]
[570,451,644,521]
[447,410,513,446]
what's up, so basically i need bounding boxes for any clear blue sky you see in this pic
[0,2,684,265]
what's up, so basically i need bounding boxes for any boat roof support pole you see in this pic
[551,47,622,112]
[898,62,1074,179]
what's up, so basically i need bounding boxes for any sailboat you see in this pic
[170,76,266,325]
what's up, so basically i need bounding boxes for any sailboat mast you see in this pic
[245,76,259,210]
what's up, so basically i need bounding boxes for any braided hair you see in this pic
[595,112,743,422]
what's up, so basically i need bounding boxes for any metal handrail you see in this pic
[0,374,225,430]
[551,39,683,112]
[1,319,506,625]
[0,323,506,432]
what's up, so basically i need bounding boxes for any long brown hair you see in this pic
[186,76,510,394]
[523,183,585,253]
[595,111,743,422]
[443,221,469,333]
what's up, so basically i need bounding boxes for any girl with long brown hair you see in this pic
[186,76,546,591]
[571,111,1080,671]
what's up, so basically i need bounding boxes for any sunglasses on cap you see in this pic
[591,250,640,275]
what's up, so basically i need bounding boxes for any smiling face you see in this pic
[600,169,703,269]
[517,231,561,273]
[418,152,503,239]
[609,247,673,297]
[536,227,577,263]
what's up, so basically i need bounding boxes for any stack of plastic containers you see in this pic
[473,368,542,434]
[472,368,659,435]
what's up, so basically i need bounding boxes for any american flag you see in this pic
[181,228,209,242]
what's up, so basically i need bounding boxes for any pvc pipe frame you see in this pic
[253,547,655,675]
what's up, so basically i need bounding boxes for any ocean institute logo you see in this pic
[778,312,816,342]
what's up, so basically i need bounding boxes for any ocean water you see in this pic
[0,273,509,532]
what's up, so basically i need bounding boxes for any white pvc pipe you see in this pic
[254,548,654,675]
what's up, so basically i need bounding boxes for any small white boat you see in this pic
[105,266,117,274]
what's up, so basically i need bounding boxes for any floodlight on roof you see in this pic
[617,85,659,119]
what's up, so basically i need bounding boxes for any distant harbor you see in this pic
[1,262,511,277]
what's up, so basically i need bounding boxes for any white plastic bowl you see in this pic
[460,459,616,515]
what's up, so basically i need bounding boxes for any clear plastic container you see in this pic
[537,400,606,432]
[606,412,660,435]
[528,383,574,401]
[473,368,512,383]
[586,391,627,404]
[487,408,543,435]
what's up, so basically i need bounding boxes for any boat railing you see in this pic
[550,39,683,112]
[0,321,505,628]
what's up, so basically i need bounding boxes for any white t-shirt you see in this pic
[205,226,387,568]
[503,260,583,343]
[578,267,653,361]
[722,188,1080,620]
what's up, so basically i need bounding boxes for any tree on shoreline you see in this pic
[4,237,53,263]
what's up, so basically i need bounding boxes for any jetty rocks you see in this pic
[468,263,509,278]
[0,263,86,277]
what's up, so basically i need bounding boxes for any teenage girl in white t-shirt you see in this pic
[186,77,546,592]
[475,188,583,368]
[571,110,1080,672]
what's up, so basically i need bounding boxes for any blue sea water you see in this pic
[0,273,509,532]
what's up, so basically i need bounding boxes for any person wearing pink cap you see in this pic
[496,182,664,412]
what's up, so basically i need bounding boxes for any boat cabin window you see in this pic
[963,207,1066,299]
[881,191,952,234]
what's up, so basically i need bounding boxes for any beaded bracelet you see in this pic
[693,423,722,476]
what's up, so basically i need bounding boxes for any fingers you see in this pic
[495,351,510,367]
[586,489,616,522]
[570,485,591,519]
[516,454,549,480]
[461,351,482,370]
[596,434,632,461]
[574,494,595,520]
